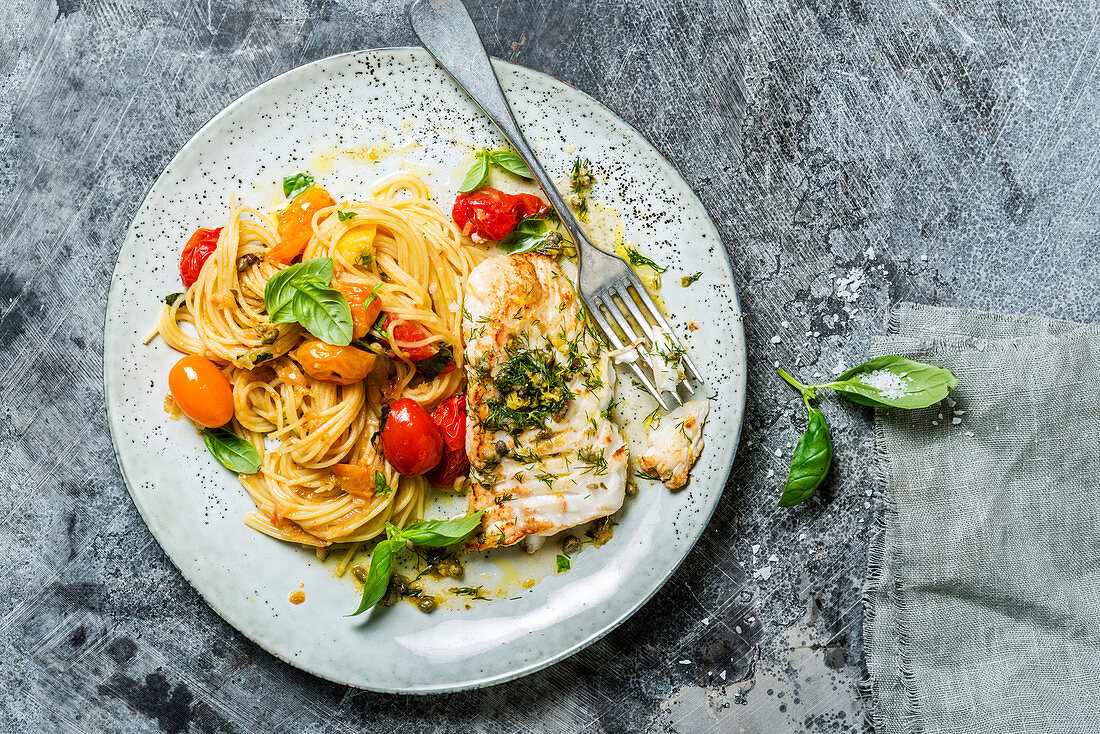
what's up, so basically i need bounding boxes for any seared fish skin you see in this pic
[463,253,627,550]
[638,400,709,490]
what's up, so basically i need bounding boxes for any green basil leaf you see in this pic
[499,217,564,254]
[291,279,353,346]
[397,510,486,547]
[346,538,398,616]
[202,427,261,474]
[337,210,357,222]
[555,554,571,573]
[490,149,533,179]
[822,356,958,409]
[458,151,490,193]
[165,292,184,306]
[374,471,392,496]
[263,257,335,323]
[778,407,832,507]
[415,343,454,382]
[282,172,315,199]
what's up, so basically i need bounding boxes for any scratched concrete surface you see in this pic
[0,0,1097,731]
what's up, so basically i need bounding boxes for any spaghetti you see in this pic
[154,172,486,549]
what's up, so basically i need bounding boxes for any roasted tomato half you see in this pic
[179,227,223,288]
[268,186,336,264]
[425,394,469,488]
[452,187,547,241]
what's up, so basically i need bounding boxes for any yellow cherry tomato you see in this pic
[168,355,235,428]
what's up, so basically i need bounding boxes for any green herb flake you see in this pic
[555,555,571,573]
[374,471,392,496]
[165,292,184,306]
[624,246,668,274]
[337,210,357,222]
[282,172,315,199]
[681,272,703,287]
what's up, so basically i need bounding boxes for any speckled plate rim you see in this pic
[103,47,747,693]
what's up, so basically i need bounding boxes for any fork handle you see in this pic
[409,0,592,267]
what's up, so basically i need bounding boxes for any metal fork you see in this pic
[410,0,704,410]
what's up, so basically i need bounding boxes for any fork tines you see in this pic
[589,275,702,411]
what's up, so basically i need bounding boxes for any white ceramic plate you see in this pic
[104,48,746,692]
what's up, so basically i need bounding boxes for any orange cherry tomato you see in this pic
[291,339,377,385]
[268,186,336,264]
[168,355,235,428]
[333,280,383,340]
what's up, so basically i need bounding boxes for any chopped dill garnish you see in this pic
[535,470,557,489]
[480,345,572,432]
[449,585,489,600]
[624,246,667,274]
[681,272,703,287]
[568,157,595,221]
[636,467,662,481]
[576,447,609,476]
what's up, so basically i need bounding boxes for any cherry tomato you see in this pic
[332,464,379,500]
[430,394,466,451]
[425,395,469,488]
[333,279,383,340]
[381,314,442,363]
[168,355,235,428]
[291,339,377,385]
[452,187,548,241]
[380,398,445,477]
[268,186,336,264]
[179,227,223,288]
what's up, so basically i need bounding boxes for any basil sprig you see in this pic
[776,356,958,507]
[282,172,315,199]
[348,511,486,617]
[499,217,567,255]
[458,148,534,192]
[262,257,353,346]
[202,427,261,474]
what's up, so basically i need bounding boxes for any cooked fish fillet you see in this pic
[638,400,709,490]
[463,253,627,551]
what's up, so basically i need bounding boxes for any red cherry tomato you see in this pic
[452,187,548,241]
[425,395,469,488]
[380,398,445,477]
[168,355,235,428]
[380,316,456,374]
[179,227,223,288]
[429,395,466,451]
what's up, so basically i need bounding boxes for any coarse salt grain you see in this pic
[679,660,691,665]
[758,566,773,581]
[768,554,778,563]
[863,369,907,399]
[774,448,782,458]
[952,417,962,424]
[766,469,775,478]
[751,544,760,554]
[771,335,782,344]
[966,431,975,437]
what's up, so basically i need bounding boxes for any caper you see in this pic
[495,440,510,457]
[391,574,410,594]
[417,597,437,613]
[432,556,465,579]
[236,253,260,272]
[350,564,369,583]
[562,536,582,555]
[380,583,401,607]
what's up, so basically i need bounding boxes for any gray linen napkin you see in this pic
[864,303,1100,734]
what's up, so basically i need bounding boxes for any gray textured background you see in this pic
[1,0,1096,732]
